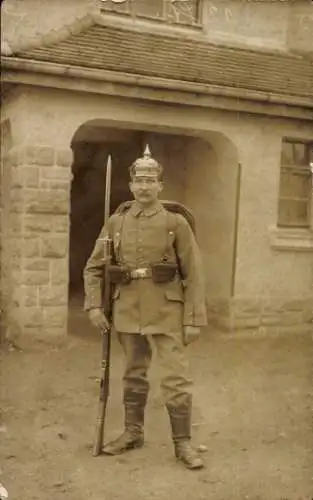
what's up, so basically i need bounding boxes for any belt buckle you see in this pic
[136,268,149,278]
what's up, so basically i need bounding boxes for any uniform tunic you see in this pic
[84,201,207,335]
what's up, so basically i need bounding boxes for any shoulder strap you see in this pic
[163,211,179,261]
[160,200,196,234]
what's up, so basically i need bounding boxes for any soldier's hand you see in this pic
[183,326,201,346]
[89,308,110,333]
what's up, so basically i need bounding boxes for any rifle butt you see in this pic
[92,413,105,456]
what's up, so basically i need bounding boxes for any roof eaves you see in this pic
[3,56,313,111]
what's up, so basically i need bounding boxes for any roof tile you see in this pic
[16,23,313,99]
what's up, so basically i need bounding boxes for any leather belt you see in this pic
[130,268,152,279]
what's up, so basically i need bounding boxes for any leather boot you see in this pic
[167,398,204,470]
[102,392,146,455]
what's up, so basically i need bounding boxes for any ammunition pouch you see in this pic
[108,265,131,285]
[151,262,178,283]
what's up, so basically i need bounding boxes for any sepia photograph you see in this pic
[1,0,312,499]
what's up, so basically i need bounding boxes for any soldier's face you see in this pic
[129,175,163,205]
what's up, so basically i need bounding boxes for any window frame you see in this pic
[100,0,204,28]
[277,138,313,229]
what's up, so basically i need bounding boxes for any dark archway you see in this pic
[68,122,239,335]
[69,127,145,296]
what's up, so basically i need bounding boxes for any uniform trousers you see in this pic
[117,331,193,407]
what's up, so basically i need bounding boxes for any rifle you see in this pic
[92,154,113,457]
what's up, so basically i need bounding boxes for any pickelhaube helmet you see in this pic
[129,145,163,179]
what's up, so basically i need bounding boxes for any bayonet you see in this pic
[92,154,113,457]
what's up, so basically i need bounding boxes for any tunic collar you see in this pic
[129,200,163,217]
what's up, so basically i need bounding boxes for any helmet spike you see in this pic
[143,144,151,158]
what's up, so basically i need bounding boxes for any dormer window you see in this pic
[101,0,203,27]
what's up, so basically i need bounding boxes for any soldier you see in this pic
[84,146,207,469]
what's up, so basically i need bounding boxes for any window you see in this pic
[277,139,312,228]
[100,0,203,26]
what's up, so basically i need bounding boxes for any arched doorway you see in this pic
[68,122,239,334]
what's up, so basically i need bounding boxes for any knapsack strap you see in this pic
[163,211,179,261]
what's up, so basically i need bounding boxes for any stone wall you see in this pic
[4,145,72,337]
[209,297,313,336]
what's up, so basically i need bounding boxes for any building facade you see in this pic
[1,0,313,339]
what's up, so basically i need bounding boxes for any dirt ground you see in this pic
[1,305,312,500]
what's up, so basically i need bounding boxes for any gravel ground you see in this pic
[1,310,312,500]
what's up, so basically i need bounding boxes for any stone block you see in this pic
[9,240,22,258]
[50,259,68,285]
[9,188,24,213]
[258,326,279,336]
[39,285,67,306]
[40,167,70,181]
[9,214,23,233]
[41,236,68,258]
[40,180,70,190]
[261,298,287,314]
[43,306,67,328]
[53,216,69,233]
[22,270,50,286]
[21,307,43,327]
[20,326,44,337]
[232,316,261,329]
[24,190,69,215]
[24,214,52,233]
[280,311,304,326]
[286,299,311,312]
[231,298,261,315]
[23,239,40,258]
[56,149,73,167]
[3,150,18,168]
[301,298,313,311]
[5,307,22,333]
[12,286,38,307]
[260,314,281,326]
[23,166,40,188]
[24,259,50,272]
[10,166,38,189]
[278,325,312,335]
[11,167,23,188]
[23,146,55,166]
[302,309,313,323]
